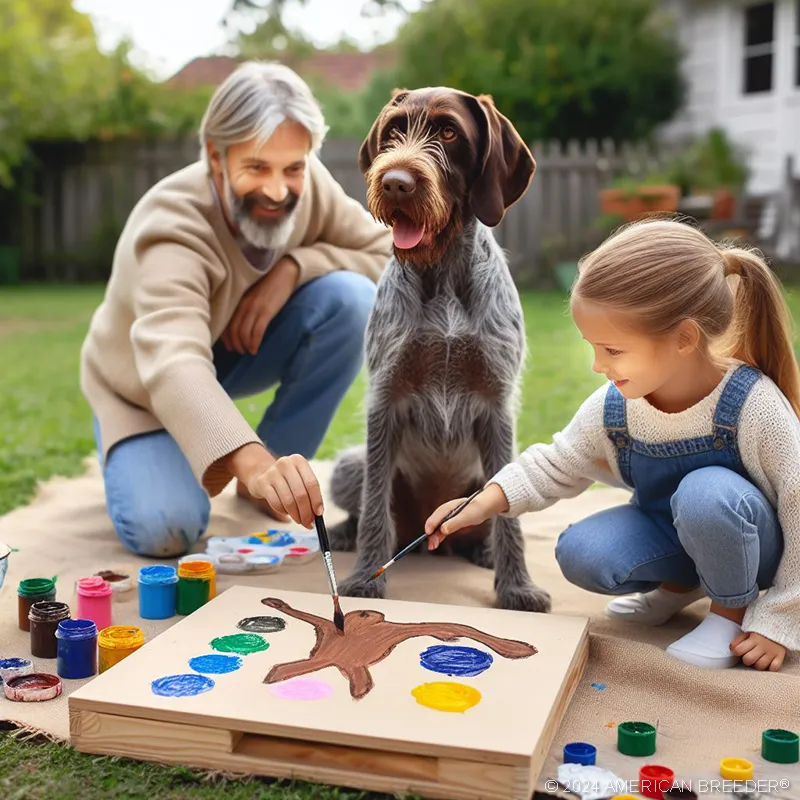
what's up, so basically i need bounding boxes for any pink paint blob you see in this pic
[268,677,333,700]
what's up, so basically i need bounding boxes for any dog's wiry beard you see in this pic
[222,166,298,251]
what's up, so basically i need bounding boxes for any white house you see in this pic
[659,0,800,194]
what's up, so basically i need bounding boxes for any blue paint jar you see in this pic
[55,618,98,679]
[138,565,178,620]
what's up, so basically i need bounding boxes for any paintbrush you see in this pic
[314,514,345,634]
[369,489,483,581]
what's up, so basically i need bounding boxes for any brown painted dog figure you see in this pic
[327,87,552,613]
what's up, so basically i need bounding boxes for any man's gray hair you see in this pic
[199,60,328,167]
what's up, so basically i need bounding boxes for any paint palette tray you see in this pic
[69,585,589,800]
[203,530,320,574]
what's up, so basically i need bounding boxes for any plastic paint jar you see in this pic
[55,619,98,679]
[94,570,133,594]
[29,601,71,659]
[0,657,34,685]
[138,565,178,619]
[98,626,145,673]
[176,561,214,615]
[76,576,113,631]
[17,578,57,632]
[178,555,216,598]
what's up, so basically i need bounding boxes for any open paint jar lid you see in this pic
[3,673,62,702]
[0,541,10,590]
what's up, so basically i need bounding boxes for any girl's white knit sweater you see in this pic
[490,361,800,652]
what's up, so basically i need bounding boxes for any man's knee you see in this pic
[313,272,376,337]
[111,497,210,558]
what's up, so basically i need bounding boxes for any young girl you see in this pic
[425,218,800,672]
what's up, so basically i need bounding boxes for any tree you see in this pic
[0,0,212,187]
[387,0,686,144]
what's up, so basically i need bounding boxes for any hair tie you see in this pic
[722,251,738,277]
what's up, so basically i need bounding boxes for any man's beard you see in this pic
[222,168,299,251]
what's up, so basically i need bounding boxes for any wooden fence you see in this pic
[4,137,678,284]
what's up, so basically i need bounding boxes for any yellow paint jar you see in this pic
[98,625,145,673]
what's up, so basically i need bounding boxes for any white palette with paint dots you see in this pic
[203,529,320,574]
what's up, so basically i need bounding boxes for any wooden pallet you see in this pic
[69,586,589,800]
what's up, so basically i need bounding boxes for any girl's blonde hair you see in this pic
[570,218,800,415]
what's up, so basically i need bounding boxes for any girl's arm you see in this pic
[489,383,619,517]
[737,378,800,652]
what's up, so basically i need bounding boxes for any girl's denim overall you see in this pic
[555,365,784,607]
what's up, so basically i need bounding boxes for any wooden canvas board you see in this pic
[69,586,588,798]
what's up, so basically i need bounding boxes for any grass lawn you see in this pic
[2,281,800,797]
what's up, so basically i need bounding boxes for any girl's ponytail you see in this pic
[720,246,800,415]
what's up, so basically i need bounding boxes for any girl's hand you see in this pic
[424,484,510,550]
[730,631,786,671]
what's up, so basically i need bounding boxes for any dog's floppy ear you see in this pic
[465,94,535,227]
[358,88,410,174]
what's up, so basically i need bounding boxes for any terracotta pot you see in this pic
[711,189,736,220]
[599,185,680,221]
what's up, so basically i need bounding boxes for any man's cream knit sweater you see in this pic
[80,156,392,497]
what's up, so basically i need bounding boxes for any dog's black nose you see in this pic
[382,170,416,199]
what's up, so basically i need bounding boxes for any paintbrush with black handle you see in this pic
[314,514,345,634]
[370,489,483,581]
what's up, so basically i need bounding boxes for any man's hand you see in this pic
[222,443,323,528]
[222,256,299,355]
[423,483,510,550]
[730,630,786,671]
[245,453,324,530]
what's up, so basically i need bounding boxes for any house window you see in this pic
[742,1,775,93]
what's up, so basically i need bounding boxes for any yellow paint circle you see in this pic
[411,681,481,713]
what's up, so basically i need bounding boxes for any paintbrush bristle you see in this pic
[333,595,345,634]
[369,566,386,581]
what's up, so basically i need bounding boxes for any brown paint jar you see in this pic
[29,601,71,658]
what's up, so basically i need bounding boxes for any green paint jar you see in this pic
[18,578,57,632]
[176,574,210,615]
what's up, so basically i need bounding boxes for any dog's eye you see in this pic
[440,126,457,142]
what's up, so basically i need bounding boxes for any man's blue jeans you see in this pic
[93,271,376,557]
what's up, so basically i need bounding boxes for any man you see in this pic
[79,61,392,558]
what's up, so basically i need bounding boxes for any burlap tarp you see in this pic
[1,459,798,797]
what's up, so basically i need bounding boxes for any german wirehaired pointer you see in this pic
[328,87,552,613]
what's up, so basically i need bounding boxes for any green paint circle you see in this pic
[210,633,269,655]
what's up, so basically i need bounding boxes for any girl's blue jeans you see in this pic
[554,466,784,609]
[93,271,376,558]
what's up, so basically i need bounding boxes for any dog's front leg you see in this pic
[338,402,399,600]
[477,409,552,613]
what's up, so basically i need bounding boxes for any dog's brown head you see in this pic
[359,87,535,265]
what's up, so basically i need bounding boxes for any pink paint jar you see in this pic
[76,576,112,631]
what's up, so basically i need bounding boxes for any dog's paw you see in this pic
[327,517,358,552]
[496,582,552,613]
[339,571,386,600]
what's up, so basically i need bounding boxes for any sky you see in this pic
[73,0,421,80]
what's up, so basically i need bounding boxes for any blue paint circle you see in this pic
[189,654,243,675]
[419,645,494,677]
[265,532,295,547]
[151,673,215,697]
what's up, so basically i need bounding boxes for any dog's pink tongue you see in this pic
[392,217,425,249]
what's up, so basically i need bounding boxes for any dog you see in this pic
[327,86,552,613]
